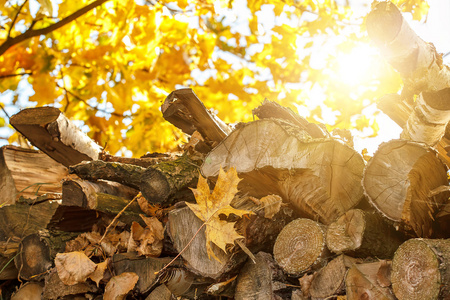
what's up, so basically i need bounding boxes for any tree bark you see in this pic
[391,238,450,300]
[62,178,138,208]
[0,146,69,206]
[367,1,450,93]
[202,119,365,224]
[273,218,329,276]
[235,252,288,300]
[326,209,406,258]
[363,139,448,237]
[42,268,98,299]
[161,88,232,144]
[346,260,395,300]
[70,155,199,205]
[252,99,329,138]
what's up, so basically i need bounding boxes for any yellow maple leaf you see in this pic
[186,167,253,261]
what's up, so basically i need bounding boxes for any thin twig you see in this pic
[98,193,139,244]
[7,0,29,38]
[0,0,110,56]
[0,72,33,79]
[0,103,10,119]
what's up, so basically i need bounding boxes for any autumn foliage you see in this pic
[0,0,428,156]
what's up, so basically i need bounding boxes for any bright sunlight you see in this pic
[335,44,379,86]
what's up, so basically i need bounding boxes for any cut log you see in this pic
[15,233,53,280]
[9,107,102,167]
[62,179,138,208]
[112,253,174,294]
[252,99,329,138]
[145,284,172,300]
[161,88,232,143]
[363,139,448,237]
[367,1,450,93]
[326,209,406,258]
[235,252,287,300]
[273,218,329,276]
[309,255,357,299]
[0,146,69,206]
[346,260,395,300]
[70,155,199,205]
[0,237,20,280]
[202,119,365,224]
[391,238,450,300]
[11,282,44,300]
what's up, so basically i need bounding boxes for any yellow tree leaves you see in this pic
[186,167,253,261]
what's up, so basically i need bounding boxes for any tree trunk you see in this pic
[202,119,365,224]
[391,238,450,300]
[346,260,395,300]
[367,1,450,93]
[9,107,102,167]
[309,255,357,299]
[161,88,232,144]
[326,209,406,258]
[0,146,69,206]
[235,251,288,300]
[273,218,329,276]
[363,139,448,237]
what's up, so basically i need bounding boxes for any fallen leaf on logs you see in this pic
[103,272,139,300]
[186,167,254,261]
[55,252,97,285]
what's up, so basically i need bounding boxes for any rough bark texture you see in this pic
[42,268,98,299]
[0,146,69,206]
[326,209,406,258]
[235,252,287,300]
[161,88,232,143]
[391,238,450,300]
[202,119,365,224]
[346,260,395,300]
[367,1,450,93]
[273,218,329,276]
[9,107,102,167]
[62,178,138,208]
[363,139,448,237]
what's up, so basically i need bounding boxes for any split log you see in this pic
[363,139,448,237]
[161,88,232,144]
[145,284,172,300]
[0,146,69,206]
[10,107,102,167]
[0,237,20,280]
[112,253,174,294]
[326,209,405,258]
[0,201,60,241]
[42,268,98,299]
[367,1,450,93]
[273,218,329,276]
[309,255,357,299]
[252,99,329,138]
[70,155,199,205]
[391,238,450,300]
[202,119,365,224]
[235,252,288,300]
[62,179,138,208]
[346,260,395,300]
[11,282,44,300]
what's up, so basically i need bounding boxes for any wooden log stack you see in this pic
[2,2,450,299]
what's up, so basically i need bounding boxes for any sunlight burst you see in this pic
[336,44,378,86]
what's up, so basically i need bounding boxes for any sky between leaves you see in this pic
[0,0,444,156]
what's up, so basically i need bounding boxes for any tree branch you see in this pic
[0,0,110,56]
[7,0,29,39]
[0,72,33,79]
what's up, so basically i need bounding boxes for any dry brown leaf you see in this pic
[65,234,90,252]
[186,167,254,261]
[128,219,164,257]
[89,259,109,287]
[55,252,97,286]
[140,214,165,240]
[103,272,139,300]
[259,194,283,219]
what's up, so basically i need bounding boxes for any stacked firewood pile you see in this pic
[2,1,450,299]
